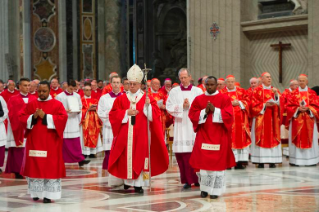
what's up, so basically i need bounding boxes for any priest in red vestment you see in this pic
[75,80,84,98]
[5,78,37,179]
[286,74,319,166]
[19,81,68,203]
[281,79,298,125]
[159,78,174,129]
[29,80,38,98]
[250,72,282,168]
[246,77,258,98]
[217,78,225,90]
[50,78,63,98]
[220,75,251,169]
[81,84,102,157]
[108,64,169,193]
[0,80,19,103]
[189,76,236,199]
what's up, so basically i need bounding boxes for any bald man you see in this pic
[286,74,319,166]
[50,78,63,98]
[0,80,19,103]
[250,72,282,168]
[217,78,225,90]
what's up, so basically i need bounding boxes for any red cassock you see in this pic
[108,93,169,179]
[8,94,37,146]
[81,97,102,148]
[75,89,84,98]
[188,93,236,171]
[0,89,19,103]
[250,85,281,148]
[220,88,251,149]
[50,87,63,99]
[286,88,319,149]
[19,98,68,179]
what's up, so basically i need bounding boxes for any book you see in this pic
[67,96,80,112]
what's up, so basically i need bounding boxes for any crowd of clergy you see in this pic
[0,65,318,203]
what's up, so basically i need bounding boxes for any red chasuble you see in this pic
[220,87,251,149]
[91,89,102,101]
[50,87,63,99]
[251,85,281,148]
[81,97,102,148]
[188,93,236,171]
[280,89,292,126]
[0,89,19,103]
[19,98,68,179]
[286,88,319,149]
[29,92,38,99]
[108,93,169,179]
[8,94,37,146]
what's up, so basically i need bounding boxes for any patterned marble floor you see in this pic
[0,154,319,212]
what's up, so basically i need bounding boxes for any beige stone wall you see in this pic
[188,0,242,83]
[188,0,318,90]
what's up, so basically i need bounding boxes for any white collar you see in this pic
[38,95,52,102]
[299,86,308,92]
[262,84,272,89]
[8,89,15,93]
[151,88,158,93]
[84,95,91,99]
[30,91,36,94]
[289,88,292,92]
[128,89,142,97]
[205,90,219,96]
[52,87,59,91]
[226,87,236,92]
[20,92,28,97]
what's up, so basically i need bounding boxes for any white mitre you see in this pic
[127,64,144,83]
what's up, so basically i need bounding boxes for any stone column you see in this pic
[22,0,31,79]
[98,0,106,80]
[59,0,67,82]
[72,0,78,80]
[0,0,9,81]
[308,0,319,86]
[104,0,121,78]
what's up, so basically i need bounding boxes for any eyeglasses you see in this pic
[129,82,139,86]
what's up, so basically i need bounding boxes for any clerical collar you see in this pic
[20,92,29,98]
[64,90,73,96]
[84,95,91,99]
[299,86,308,92]
[109,91,122,98]
[180,84,192,91]
[226,87,236,92]
[38,95,52,102]
[262,84,272,90]
[30,91,36,95]
[8,89,15,93]
[128,89,142,97]
[289,88,292,92]
[205,90,219,96]
[52,86,59,91]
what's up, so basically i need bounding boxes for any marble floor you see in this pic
[0,155,319,212]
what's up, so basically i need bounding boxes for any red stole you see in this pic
[188,93,236,171]
[108,93,169,179]
[19,98,68,178]
[81,97,102,148]
[286,88,319,149]
[251,86,281,148]
[50,87,63,99]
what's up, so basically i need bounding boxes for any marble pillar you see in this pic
[23,0,32,79]
[0,0,9,81]
[59,0,67,82]
[104,0,121,79]
[98,0,106,80]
